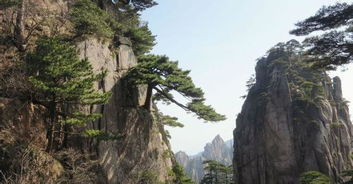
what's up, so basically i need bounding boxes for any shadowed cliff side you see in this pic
[0,1,173,183]
[234,40,353,184]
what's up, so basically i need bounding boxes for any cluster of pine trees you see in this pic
[200,160,234,184]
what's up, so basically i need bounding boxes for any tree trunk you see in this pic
[14,0,25,51]
[144,85,153,111]
[46,97,56,152]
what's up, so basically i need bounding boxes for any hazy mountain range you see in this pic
[175,135,233,183]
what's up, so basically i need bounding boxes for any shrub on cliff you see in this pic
[168,164,194,184]
[26,37,111,151]
[69,0,117,39]
[300,171,330,184]
[125,23,155,56]
[69,0,155,55]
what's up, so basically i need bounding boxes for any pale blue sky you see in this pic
[142,0,353,155]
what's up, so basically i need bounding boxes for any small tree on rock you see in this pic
[126,54,226,122]
[26,37,111,151]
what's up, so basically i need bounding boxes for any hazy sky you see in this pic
[141,0,353,155]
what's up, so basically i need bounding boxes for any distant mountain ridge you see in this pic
[175,135,233,183]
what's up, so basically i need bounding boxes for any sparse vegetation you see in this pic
[299,171,330,184]
[168,164,194,184]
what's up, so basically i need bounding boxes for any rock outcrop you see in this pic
[176,135,233,183]
[0,1,173,183]
[77,36,173,184]
[234,40,353,183]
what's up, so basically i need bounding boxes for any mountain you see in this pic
[0,1,174,183]
[175,135,233,183]
[234,40,353,183]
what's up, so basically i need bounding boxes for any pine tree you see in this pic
[130,0,157,11]
[126,54,226,122]
[201,160,234,184]
[112,0,157,11]
[69,0,117,39]
[69,0,155,56]
[290,3,353,70]
[170,164,194,184]
[26,37,111,151]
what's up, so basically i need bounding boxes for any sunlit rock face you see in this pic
[0,1,173,183]
[234,40,353,184]
[76,37,173,184]
[176,135,233,183]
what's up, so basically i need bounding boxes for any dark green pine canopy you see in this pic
[26,37,113,149]
[126,54,226,122]
[290,3,353,70]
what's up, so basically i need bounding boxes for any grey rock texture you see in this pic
[176,135,233,183]
[76,37,173,184]
[0,1,174,183]
[234,41,353,184]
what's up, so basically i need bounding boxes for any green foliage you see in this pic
[113,0,157,11]
[290,3,353,70]
[201,160,234,184]
[168,164,194,184]
[329,122,344,128]
[130,0,158,11]
[341,170,353,183]
[27,37,111,107]
[187,100,226,122]
[125,23,156,56]
[294,80,325,108]
[61,112,102,126]
[161,150,173,160]
[126,54,226,122]
[158,112,184,128]
[136,170,159,184]
[82,129,124,140]
[26,37,111,149]
[300,171,330,184]
[68,0,155,55]
[0,0,20,9]
[69,0,116,39]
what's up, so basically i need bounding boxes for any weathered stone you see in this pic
[234,45,353,184]
[76,37,172,184]
[0,0,174,183]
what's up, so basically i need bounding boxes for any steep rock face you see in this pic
[234,41,353,184]
[0,1,173,183]
[77,37,173,183]
[175,135,233,183]
[203,135,233,164]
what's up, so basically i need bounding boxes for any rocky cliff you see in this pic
[234,40,353,183]
[175,135,233,183]
[0,1,173,183]
[77,36,173,184]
